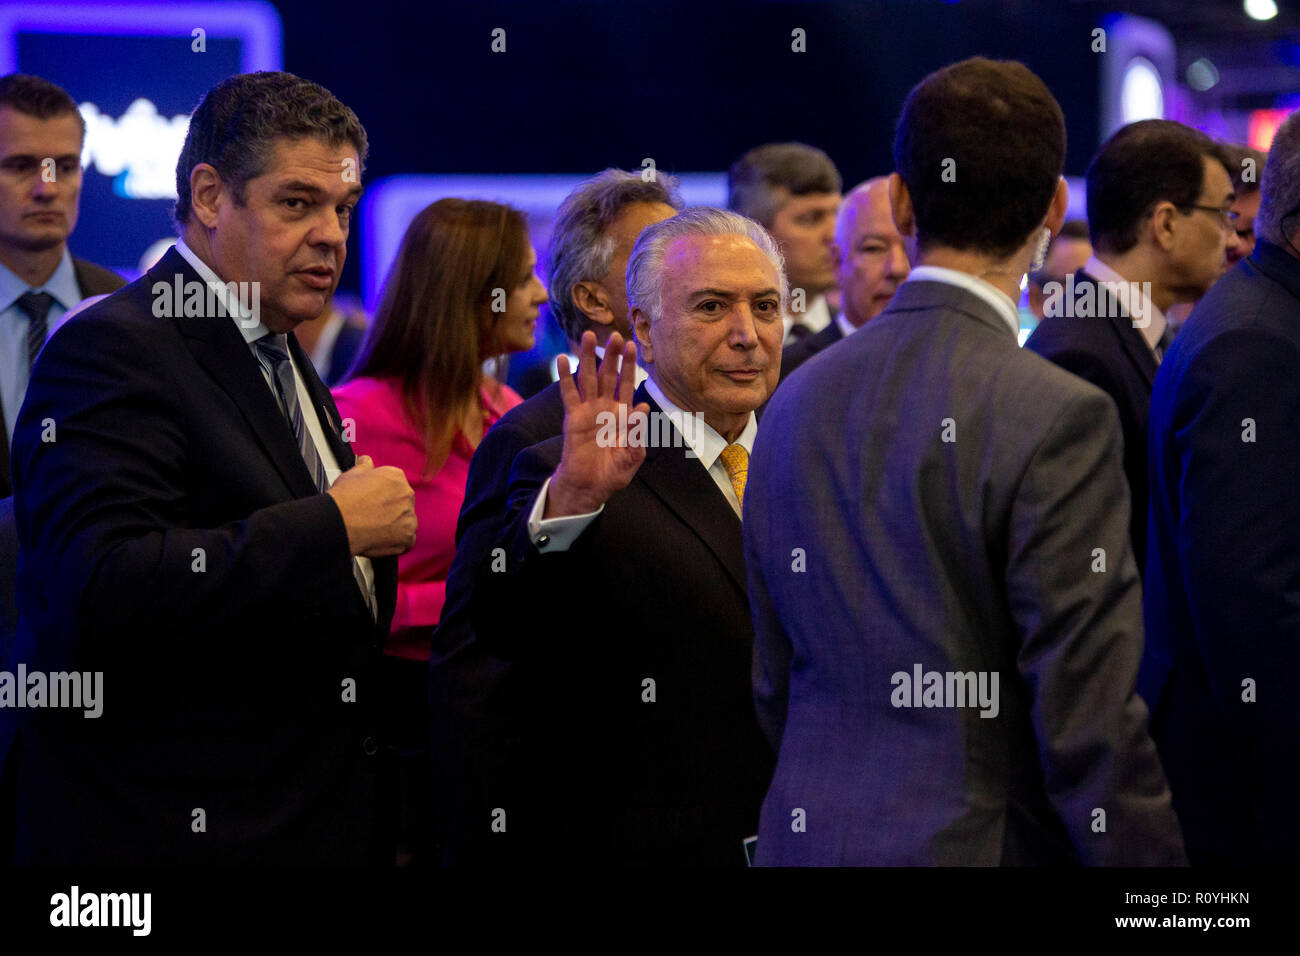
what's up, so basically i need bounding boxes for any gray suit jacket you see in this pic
[745,278,1185,866]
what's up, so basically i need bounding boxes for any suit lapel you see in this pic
[632,386,747,595]
[1079,271,1158,389]
[0,403,10,498]
[287,327,395,637]
[155,248,318,499]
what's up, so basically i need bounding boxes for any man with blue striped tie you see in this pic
[9,72,415,865]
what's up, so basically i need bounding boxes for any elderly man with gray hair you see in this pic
[779,176,911,383]
[1141,109,1300,866]
[431,169,680,861]
[438,207,782,866]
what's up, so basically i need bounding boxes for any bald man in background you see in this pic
[780,177,910,382]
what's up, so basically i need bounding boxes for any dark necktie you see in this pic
[1154,324,1175,364]
[787,323,813,341]
[254,333,376,619]
[17,291,55,370]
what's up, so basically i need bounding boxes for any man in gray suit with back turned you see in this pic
[745,57,1185,866]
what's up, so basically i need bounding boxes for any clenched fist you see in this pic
[327,454,417,557]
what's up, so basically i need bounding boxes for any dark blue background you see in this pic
[16,0,1102,298]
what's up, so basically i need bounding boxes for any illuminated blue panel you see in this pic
[359,173,727,312]
[0,2,281,74]
[1097,13,1175,142]
[0,2,282,276]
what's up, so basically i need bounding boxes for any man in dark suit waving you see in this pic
[9,71,415,865]
[430,171,678,858]
[1026,120,1238,571]
[437,208,779,865]
[745,58,1185,866]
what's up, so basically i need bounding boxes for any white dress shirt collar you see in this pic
[784,292,833,341]
[0,246,81,314]
[1082,255,1168,353]
[643,375,757,470]
[550,344,649,387]
[906,265,1021,337]
[593,343,649,386]
[174,237,268,343]
[834,309,859,340]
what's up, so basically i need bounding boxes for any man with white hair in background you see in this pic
[444,207,781,866]
[780,176,910,382]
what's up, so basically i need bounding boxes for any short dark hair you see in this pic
[0,73,85,138]
[727,142,842,228]
[893,57,1066,259]
[1086,120,1231,256]
[1221,142,1268,196]
[175,71,368,226]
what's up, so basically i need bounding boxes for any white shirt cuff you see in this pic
[527,474,604,552]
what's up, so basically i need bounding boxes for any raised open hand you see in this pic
[544,331,651,518]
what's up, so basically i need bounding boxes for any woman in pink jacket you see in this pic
[332,197,547,864]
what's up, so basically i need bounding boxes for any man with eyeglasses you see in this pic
[1025,119,1238,573]
[1141,109,1300,864]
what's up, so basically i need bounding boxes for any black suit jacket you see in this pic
[1024,270,1158,571]
[778,318,843,383]
[430,385,773,866]
[321,320,366,386]
[0,256,126,498]
[9,247,396,865]
[438,380,565,652]
[429,381,564,863]
[0,498,16,676]
[1141,240,1300,864]
[0,497,17,863]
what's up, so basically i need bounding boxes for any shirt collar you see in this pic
[1082,255,1167,352]
[586,344,648,386]
[643,375,757,469]
[0,246,81,313]
[905,265,1021,337]
[784,292,832,338]
[834,309,859,340]
[174,236,269,343]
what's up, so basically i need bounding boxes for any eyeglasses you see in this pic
[1179,203,1240,228]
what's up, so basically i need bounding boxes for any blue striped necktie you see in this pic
[254,333,376,620]
[17,290,55,370]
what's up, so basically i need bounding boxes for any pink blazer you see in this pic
[332,376,523,661]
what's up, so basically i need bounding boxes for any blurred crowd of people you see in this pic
[0,58,1294,867]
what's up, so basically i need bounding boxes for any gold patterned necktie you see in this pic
[718,443,749,510]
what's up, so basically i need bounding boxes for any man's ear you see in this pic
[1046,176,1069,235]
[888,173,915,237]
[631,306,653,362]
[571,280,614,327]
[1149,200,1180,252]
[189,163,224,229]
